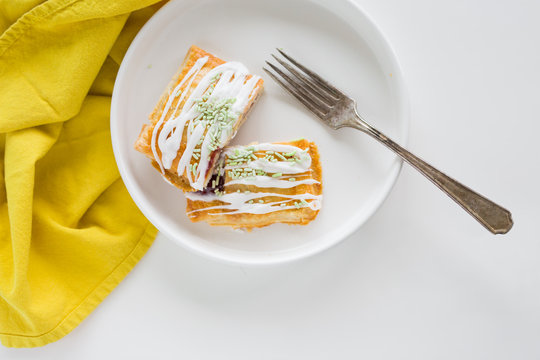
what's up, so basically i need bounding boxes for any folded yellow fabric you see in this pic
[0,0,164,348]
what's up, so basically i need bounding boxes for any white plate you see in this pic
[111,0,409,265]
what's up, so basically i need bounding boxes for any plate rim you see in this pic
[110,0,410,266]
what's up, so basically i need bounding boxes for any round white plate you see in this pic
[111,0,409,265]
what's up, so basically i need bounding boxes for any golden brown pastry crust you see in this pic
[134,45,264,192]
[186,139,323,229]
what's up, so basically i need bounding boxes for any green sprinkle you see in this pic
[272,173,282,178]
[280,203,286,207]
[289,178,296,182]
[192,163,197,175]
[294,202,301,209]
[276,153,286,161]
[245,190,250,194]
[248,200,254,204]
[237,189,241,193]
[300,199,309,207]
[284,151,296,157]
[258,200,264,204]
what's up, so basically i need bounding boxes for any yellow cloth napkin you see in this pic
[0,0,164,348]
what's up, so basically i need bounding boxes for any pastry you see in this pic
[134,45,264,191]
[185,139,323,229]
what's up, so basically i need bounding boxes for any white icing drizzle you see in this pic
[226,176,319,188]
[186,143,322,216]
[186,190,322,215]
[150,56,261,190]
[151,56,208,173]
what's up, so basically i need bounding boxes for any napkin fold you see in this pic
[0,0,163,347]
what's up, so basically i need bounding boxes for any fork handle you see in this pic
[351,117,513,234]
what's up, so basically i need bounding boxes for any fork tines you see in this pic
[263,49,344,119]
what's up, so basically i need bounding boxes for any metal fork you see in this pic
[264,49,513,234]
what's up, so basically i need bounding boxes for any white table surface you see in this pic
[2,0,539,358]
